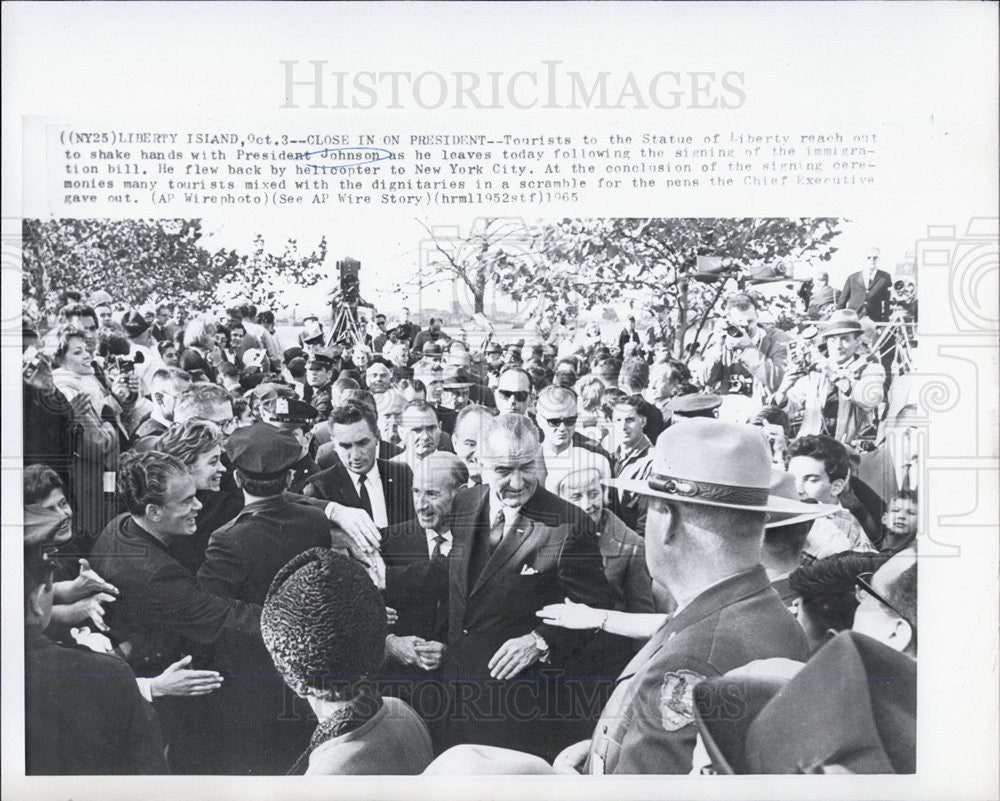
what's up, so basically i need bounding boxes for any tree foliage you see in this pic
[221,233,327,313]
[496,217,842,357]
[396,217,532,316]
[21,218,327,319]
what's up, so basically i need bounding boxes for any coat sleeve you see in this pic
[612,655,720,775]
[835,277,852,309]
[142,558,261,645]
[537,518,616,661]
[120,668,170,773]
[623,540,656,615]
[197,529,248,600]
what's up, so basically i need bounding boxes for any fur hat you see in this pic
[261,548,386,700]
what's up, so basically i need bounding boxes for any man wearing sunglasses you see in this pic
[495,367,532,415]
[536,386,611,493]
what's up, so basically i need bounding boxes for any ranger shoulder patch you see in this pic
[659,669,704,731]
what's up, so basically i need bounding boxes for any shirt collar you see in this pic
[617,433,653,458]
[347,460,380,487]
[425,528,453,543]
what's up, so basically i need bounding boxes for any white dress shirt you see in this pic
[347,461,388,528]
[425,529,453,558]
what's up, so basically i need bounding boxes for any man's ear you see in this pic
[25,579,51,624]
[232,471,245,490]
[889,617,913,653]
[658,500,680,547]
[830,477,847,497]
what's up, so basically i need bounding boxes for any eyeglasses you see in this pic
[497,389,529,403]
[544,416,577,428]
[855,572,912,627]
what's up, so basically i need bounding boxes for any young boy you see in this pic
[880,490,918,553]
[786,434,876,561]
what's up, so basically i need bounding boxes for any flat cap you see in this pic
[225,422,302,476]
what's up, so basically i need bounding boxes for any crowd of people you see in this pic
[21,249,919,776]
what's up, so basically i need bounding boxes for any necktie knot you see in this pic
[489,508,506,554]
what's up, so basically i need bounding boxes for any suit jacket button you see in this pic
[462,629,469,636]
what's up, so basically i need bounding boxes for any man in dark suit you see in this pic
[837,247,893,322]
[425,420,817,776]
[302,400,415,527]
[380,452,469,741]
[90,452,263,774]
[197,422,335,774]
[25,513,168,774]
[440,413,615,760]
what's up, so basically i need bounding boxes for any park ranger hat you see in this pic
[605,418,828,517]
[765,471,839,529]
[301,319,325,344]
[121,310,149,337]
[693,631,916,774]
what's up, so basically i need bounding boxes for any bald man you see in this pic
[380,452,469,740]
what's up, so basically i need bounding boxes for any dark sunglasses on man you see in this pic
[497,389,529,403]
[544,416,577,429]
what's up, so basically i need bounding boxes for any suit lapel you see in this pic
[470,516,536,598]
[452,486,489,606]
[334,461,362,507]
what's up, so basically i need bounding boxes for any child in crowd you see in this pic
[880,490,918,553]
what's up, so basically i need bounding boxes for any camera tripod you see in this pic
[328,303,366,347]
[872,309,916,375]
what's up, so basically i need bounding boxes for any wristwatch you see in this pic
[531,631,550,655]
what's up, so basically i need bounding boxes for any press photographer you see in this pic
[773,309,885,445]
[699,293,788,401]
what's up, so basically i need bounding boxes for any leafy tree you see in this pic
[396,217,533,316]
[21,218,241,317]
[218,233,327,314]
[21,219,326,320]
[496,217,842,359]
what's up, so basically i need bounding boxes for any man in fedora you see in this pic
[427,418,814,775]
[774,309,885,443]
[837,247,892,323]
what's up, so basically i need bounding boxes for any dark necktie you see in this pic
[357,473,374,519]
[488,509,505,555]
[901,462,912,493]
[430,534,446,558]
